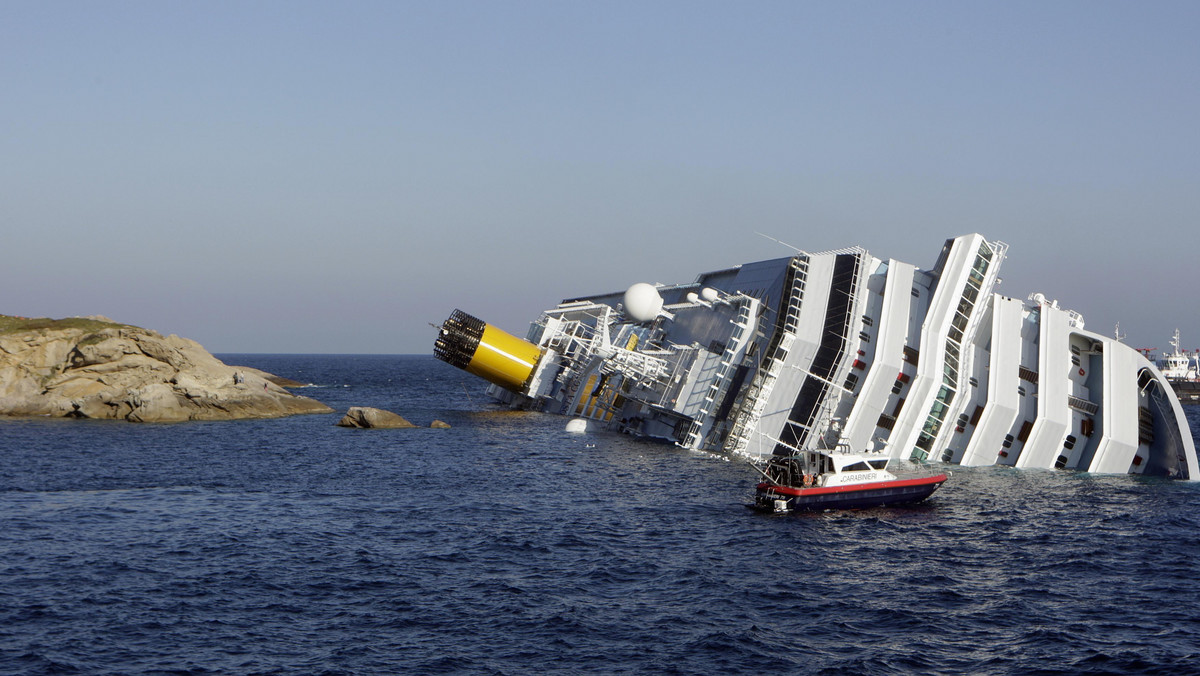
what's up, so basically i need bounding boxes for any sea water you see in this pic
[2,355,1199,675]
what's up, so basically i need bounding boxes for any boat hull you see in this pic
[1170,380,1200,404]
[753,474,948,513]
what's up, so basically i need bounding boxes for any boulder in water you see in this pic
[336,406,417,429]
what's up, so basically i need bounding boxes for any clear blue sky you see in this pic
[3,1,1197,355]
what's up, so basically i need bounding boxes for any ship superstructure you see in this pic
[434,234,1197,479]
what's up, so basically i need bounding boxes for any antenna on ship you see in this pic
[755,232,809,255]
[1114,322,1125,343]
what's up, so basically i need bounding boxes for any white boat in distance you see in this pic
[435,234,1197,480]
[1143,329,1200,404]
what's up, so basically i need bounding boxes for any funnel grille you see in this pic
[433,309,485,369]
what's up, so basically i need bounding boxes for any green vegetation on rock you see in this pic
[0,314,133,336]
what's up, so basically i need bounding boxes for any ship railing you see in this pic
[811,245,869,257]
[801,252,863,447]
[725,259,807,455]
[886,460,945,480]
[783,257,808,333]
[686,295,759,449]
[1067,395,1099,416]
[725,333,797,455]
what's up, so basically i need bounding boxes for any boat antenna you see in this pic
[755,232,809,255]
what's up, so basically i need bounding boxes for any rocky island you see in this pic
[0,314,332,422]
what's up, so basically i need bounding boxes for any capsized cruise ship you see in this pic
[434,234,1197,479]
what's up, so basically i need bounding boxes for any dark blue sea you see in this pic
[3,355,1200,675]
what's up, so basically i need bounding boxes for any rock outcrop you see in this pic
[0,315,333,422]
[336,407,417,429]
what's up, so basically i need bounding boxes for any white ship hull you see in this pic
[435,234,1197,479]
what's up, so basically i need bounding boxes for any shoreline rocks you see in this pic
[0,314,333,422]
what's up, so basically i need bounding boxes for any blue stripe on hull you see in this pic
[758,483,941,512]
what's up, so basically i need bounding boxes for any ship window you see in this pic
[842,461,872,472]
[868,459,888,470]
[859,331,871,342]
[969,377,979,387]
[1018,386,1026,396]
[1071,356,1081,367]
[1070,345,1081,355]
[975,248,992,271]
[930,401,949,421]
[891,384,902,395]
[843,373,859,390]
[911,288,920,298]
[942,449,954,462]
[1055,455,1068,469]
[945,354,960,377]
[936,385,955,406]
[862,315,874,327]
[1003,434,1014,448]
[1064,435,1077,450]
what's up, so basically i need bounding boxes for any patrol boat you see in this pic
[751,444,948,513]
[1156,330,1200,403]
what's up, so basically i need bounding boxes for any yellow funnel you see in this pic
[433,310,542,392]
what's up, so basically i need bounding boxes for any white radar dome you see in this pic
[700,287,719,302]
[624,283,664,322]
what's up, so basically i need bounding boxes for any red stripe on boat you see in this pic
[757,474,947,497]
